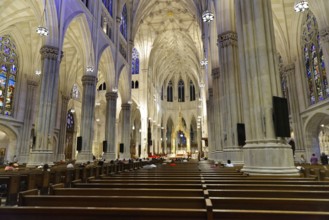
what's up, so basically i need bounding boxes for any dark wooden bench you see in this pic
[72,182,203,189]
[206,183,329,190]
[52,187,206,197]
[207,189,329,198]
[0,206,210,220]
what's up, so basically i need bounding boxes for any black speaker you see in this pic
[119,143,124,153]
[77,136,82,151]
[103,140,107,152]
[237,123,246,146]
[138,144,141,157]
[273,96,290,137]
[32,136,36,146]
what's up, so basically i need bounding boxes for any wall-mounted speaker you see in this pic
[77,136,82,151]
[103,140,107,152]
[138,144,141,157]
[119,143,124,153]
[237,123,246,146]
[32,136,36,147]
[273,96,290,137]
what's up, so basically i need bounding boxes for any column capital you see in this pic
[218,31,238,48]
[106,91,118,101]
[27,77,39,86]
[81,75,97,86]
[121,103,131,110]
[319,26,329,44]
[212,67,220,79]
[40,45,63,61]
[284,63,295,75]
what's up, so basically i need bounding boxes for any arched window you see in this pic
[0,35,18,116]
[97,82,106,91]
[66,111,75,132]
[302,11,328,105]
[102,0,113,16]
[178,79,185,102]
[131,81,134,89]
[190,80,195,101]
[131,48,139,74]
[167,81,173,102]
[135,81,139,89]
[120,4,128,40]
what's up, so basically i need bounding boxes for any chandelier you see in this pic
[202,10,214,23]
[200,58,208,66]
[36,0,49,36]
[294,0,309,12]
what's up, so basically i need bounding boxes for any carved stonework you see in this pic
[121,103,131,110]
[106,92,118,101]
[62,95,70,103]
[320,26,329,44]
[218,31,238,48]
[284,63,295,76]
[27,74,39,86]
[212,67,220,79]
[81,75,97,86]
[40,45,63,61]
[116,16,122,23]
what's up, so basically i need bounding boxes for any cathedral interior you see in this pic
[0,0,328,175]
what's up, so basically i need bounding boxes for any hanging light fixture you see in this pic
[202,0,214,23]
[36,0,49,36]
[294,0,309,12]
[200,58,208,66]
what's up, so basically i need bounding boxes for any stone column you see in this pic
[121,103,131,159]
[285,64,304,152]
[28,45,63,166]
[104,91,118,160]
[163,128,167,154]
[76,75,97,162]
[211,68,222,154]
[319,27,329,79]
[235,0,298,175]
[20,77,39,163]
[56,95,70,161]
[218,31,243,163]
[206,88,215,160]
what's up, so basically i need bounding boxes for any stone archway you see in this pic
[0,124,17,164]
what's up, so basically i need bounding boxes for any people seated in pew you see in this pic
[310,153,318,165]
[224,160,234,167]
[66,163,74,169]
[321,152,328,165]
[4,162,17,171]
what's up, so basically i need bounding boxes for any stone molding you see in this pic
[212,67,220,79]
[62,95,70,103]
[284,63,295,75]
[27,79,39,87]
[81,75,97,86]
[320,26,329,43]
[106,92,118,101]
[121,103,131,110]
[218,31,238,48]
[40,45,63,61]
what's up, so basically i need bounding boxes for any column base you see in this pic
[241,142,299,176]
[18,154,29,164]
[103,152,116,161]
[56,154,65,162]
[223,148,244,165]
[76,150,93,163]
[27,150,54,167]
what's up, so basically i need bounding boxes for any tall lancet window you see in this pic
[302,11,328,105]
[71,83,80,100]
[0,35,18,116]
[120,4,128,40]
[131,48,139,74]
[178,79,184,102]
[167,81,173,102]
[190,80,195,101]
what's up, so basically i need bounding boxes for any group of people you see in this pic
[300,153,328,165]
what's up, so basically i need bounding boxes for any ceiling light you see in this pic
[35,70,41,75]
[294,0,309,12]
[112,88,118,92]
[86,66,94,72]
[200,58,208,66]
[36,26,49,36]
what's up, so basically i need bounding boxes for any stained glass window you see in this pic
[167,81,173,102]
[302,11,328,105]
[71,83,80,99]
[131,48,139,74]
[66,111,75,132]
[190,80,195,101]
[0,35,17,116]
[102,0,113,16]
[120,4,128,40]
[178,79,185,102]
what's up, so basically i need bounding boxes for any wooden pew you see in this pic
[52,188,205,197]
[0,206,210,220]
[72,182,203,189]
[207,189,329,199]
[206,183,329,190]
